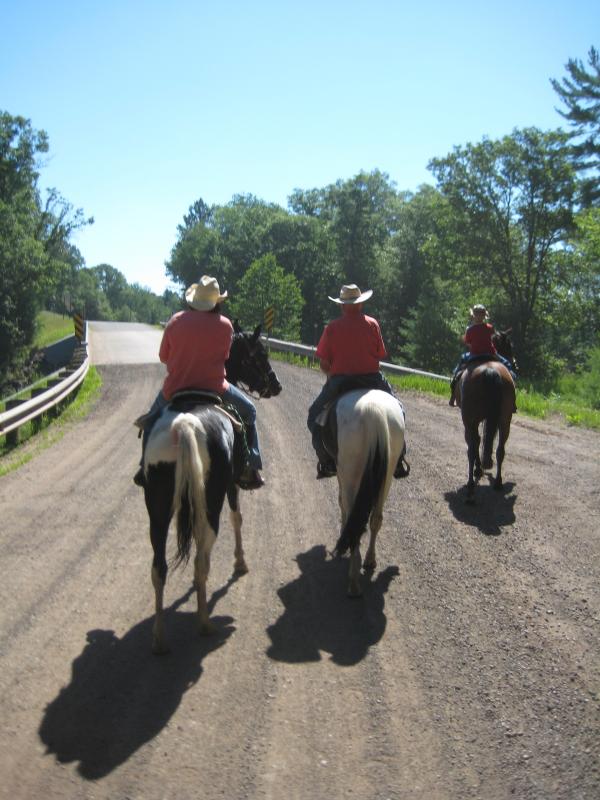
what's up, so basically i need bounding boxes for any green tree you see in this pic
[551,46,600,206]
[90,264,129,309]
[290,170,400,296]
[265,213,340,344]
[399,276,466,374]
[228,254,304,341]
[429,128,577,376]
[166,194,288,295]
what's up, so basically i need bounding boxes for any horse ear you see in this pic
[233,319,242,334]
[253,324,262,341]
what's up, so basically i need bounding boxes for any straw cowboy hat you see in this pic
[185,275,228,311]
[328,283,373,304]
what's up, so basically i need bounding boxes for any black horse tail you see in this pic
[171,417,208,568]
[482,367,502,460]
[334,439,388,557]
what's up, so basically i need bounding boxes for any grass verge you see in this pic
[0,367,103,476]
[35,311,74,348]
[268,349,600,431]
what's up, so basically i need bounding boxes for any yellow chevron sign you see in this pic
[73,313,84,341]
[264,306,275,331]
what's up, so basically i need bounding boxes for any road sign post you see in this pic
[73,312,84,342]
[264,306,275,333]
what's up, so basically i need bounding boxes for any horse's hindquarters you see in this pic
[334,390,405,574]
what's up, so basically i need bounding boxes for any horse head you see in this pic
[227,321,282,398]
[493,328,518,372]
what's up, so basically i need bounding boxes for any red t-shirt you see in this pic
[316,308,387,375]
[159,309,233,399]
[465,323,496,356]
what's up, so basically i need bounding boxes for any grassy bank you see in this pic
[0,367,102,475]
[269,350,600,431]
[35,311,74,348]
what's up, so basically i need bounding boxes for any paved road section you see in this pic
[89,320,163,365]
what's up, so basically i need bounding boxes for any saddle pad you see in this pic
[170,389,222,409]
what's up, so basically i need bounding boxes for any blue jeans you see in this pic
[453,352,517,380]
[307,372,398,463]
[148,386,262,470]
[221,384,262,470]
[307,372,395,434]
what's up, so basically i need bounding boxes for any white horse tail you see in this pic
[171,416,209,568]
[334,412,389,557]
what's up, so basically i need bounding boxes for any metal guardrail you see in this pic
[0,324,90,440]
[264,336,451,383]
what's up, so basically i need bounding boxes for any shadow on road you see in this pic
[38,579,239,780]
[444,479,517,535]
[266,544,398,667]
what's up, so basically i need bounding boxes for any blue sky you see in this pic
[2,0,598,294]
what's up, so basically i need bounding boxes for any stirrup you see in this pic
[134,412,154,430]
[237,468,265,490]
[394,457,410,479]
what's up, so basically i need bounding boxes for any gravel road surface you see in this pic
[0,322,598,800]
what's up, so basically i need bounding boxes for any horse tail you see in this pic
[482,367,502,455]
[334,413,389,557]
[171,417,209,568]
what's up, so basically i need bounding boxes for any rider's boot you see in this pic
[393,442,410,478]
[238,466,265,490]
[449,375,457,406]
[133,411,160,487]
[313,425,336,478]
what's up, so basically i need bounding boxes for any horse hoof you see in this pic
[363,561,376,572]
[152,640,170,655]
[493,480,503,491]
[347,588,363,598]
[234,560,249,575]
[483,459,493,471]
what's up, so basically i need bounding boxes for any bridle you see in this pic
[229,333,277,398]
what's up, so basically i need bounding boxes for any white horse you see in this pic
[332,389,406,596]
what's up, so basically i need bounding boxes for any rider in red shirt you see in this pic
[449,304,516,406]
[307,283,408,478]
[133,276,264,490]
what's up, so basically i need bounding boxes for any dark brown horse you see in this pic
[457,331,516,502]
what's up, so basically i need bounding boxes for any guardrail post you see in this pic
[30,388,47,432]
[4,399,24,446]
[46,379,66,416]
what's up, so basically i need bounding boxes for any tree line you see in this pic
[1,47,598,400]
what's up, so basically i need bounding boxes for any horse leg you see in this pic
[150,523,169,654]
[465,423,481,502]
[364,509,383,571]
[494,417,511,490]
[481,420,494,470]
[227,483,247,574]
[337,476,363,595]
[194,531,217,635]
[144,466,174,654]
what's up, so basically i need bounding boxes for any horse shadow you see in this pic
[266,544,398,667]
[38,579,239,780]
[444,479,517,535]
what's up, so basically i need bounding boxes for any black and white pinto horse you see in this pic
[331,389,406,597]
[142,323,281,653]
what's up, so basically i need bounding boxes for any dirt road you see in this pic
[0,353,598,799]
